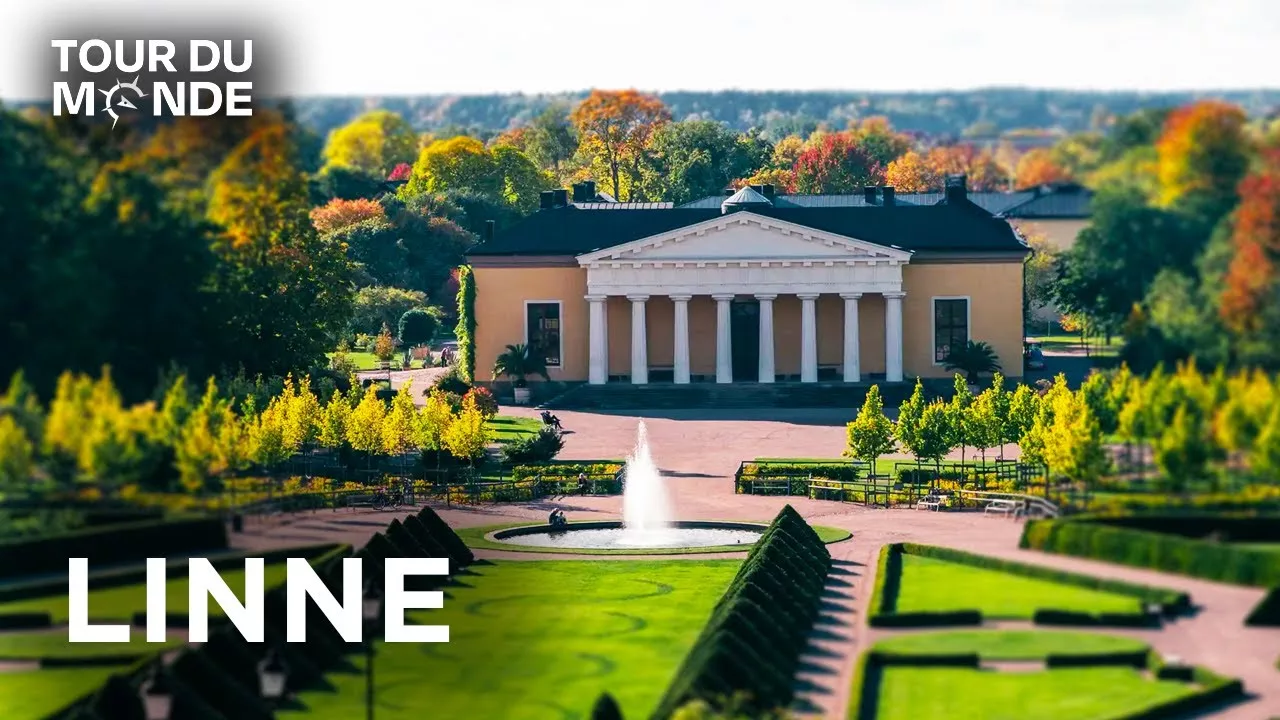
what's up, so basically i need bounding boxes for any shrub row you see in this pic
[1033,609,1158,628]
[510,461,623,482]
[1245,585,1280,626]
[900,543,1188,610]
[651,505,831,720]
[740,462,863,483]
[0,516,228,581]
[1022,516,1280,587]
[1083,514,1280,542]
[1115,657,1246,720]
[866,544,984,627]
[1044,650,1149,668]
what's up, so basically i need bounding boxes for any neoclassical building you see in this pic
[467,177,1030,388]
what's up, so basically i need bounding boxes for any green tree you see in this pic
[317,389,352,451]
[1042,389,1109,488]
[349,286,429,337]
[0,415,36,494]
[644,120,770,204]
[1005,383,1039,454]
[913,401,956,469]
[894,378,927,459]
[844,385,895,476]
[1154,403,1212,493]
[947,374,975,464]
[398,308,439,358]
[1252,403,1280,482]
[969,382,1005,464]
[455,266,477,384]
[525,104,577,174]
[381,381,418,473]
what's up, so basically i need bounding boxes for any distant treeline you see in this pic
[280,88,1280,140]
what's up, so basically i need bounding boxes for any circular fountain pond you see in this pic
[491,521,765,551]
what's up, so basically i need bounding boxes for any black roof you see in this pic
[999,183,1093,219]
[469,202,1028,257]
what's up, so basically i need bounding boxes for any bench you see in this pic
[915,494,944,511]
[983,499,1019,517]
[336,493,377,511]
[745,478,791,496]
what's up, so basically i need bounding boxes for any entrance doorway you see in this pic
[730,299,760,381]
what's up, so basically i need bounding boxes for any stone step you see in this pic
[545,380,935,410]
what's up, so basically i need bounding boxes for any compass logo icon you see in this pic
[98,77,147,129]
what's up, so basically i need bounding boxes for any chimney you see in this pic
[539,190,556,210]
[553,188,569,207]
[484,219,495,242]
[882,186,895,206]
[863,186,877,204]
[760,184,775,200]
[945,174,968,204]
[572,181,597,203]
[749,184,765,195]
[583,180,595,199]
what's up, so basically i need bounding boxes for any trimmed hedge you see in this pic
[1032,609,1158,628]
[867,650,980,667]
[1120,658,1245,719]
[871,610,983,628]
[1022,516,1280,587]
[867,544,985,627]
[651,505,830,719]
[1044,650,1149,668]
[1246,586,1280,626]
[417,506,475,565]
[0,611,52,629]
[0,516,228,581]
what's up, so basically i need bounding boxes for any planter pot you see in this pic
[379,361,391,370]
[513,386,532,405]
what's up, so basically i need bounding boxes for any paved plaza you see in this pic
[234,406,1280,719]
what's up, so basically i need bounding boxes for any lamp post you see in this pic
[257,646,289,705]
[140,659,173,720]
[363,578,383,720]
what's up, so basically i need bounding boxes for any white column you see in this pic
[885,291,905,383]
[587,295,607,385]
[799,293,819,383]
[841,293,861,383]
[629,295,648,385]
[755,294,776,383]
[601,298,609,380]
[713,294,734,384]
[671,295,691,385]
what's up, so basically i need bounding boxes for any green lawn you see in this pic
[872,630,1147,660]
[0,668,122,720]
[487,415,543,445]
[894,555,1142,618]
[327,351,389,370]
[281,560,739,720]
[873,667,1196,720]
[0,562,291,622]
[0,629,182,660]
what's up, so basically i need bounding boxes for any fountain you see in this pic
[490,420,764,551]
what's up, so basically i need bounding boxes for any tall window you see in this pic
[526,303,561,367]
[933,298,969,363]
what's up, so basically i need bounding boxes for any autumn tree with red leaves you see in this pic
[1220,146,1280,349]
[926,145,1008,191]
[1156,101,1251,221]
[792,132,884,194]
[309,197,385,234]
[570,90,670,201]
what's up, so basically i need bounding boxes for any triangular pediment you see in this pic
[576,212,912,265]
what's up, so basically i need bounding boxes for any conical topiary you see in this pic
[590,692,624,720]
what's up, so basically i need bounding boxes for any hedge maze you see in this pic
[649,505,832,719]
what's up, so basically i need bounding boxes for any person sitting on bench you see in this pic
[541,411,562,429]
[577,472,590,495]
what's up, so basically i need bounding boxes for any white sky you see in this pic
[2,0,1278,100]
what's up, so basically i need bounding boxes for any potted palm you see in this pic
[493,343,549,405]
[942,340,1002,388]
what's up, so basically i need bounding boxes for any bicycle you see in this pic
[370,487,404,511]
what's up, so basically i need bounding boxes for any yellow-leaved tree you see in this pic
[443,392,491,468]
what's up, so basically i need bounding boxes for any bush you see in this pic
[0,612,52,629]
[436,366,471,395]
[0,517,228,581]
[1021,516,1280,587]
[1045,650,1148,668]
[1245,586,1280,626]
[417,506,475,565]
[868,610,983,628]
[651,505,830,719]
[464,387,498,418]
[1032,609,1158,628]
[500,426,565,463]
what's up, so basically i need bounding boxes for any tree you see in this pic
[442,392,491,466]
[492,344,549,388]
[1005,383,1039,454]
[1252,402,1280,482]
[885,150,938,192]
[1041,389,1109,488]
[525,104,577,174]
[848,117,912,169]
[792,132,883,194]
[942,341,1001,385]
[373,324,397,364]
[0,415,35,494]
[349,287,429,337]
[571,90,670,201]
[844,385,895,476]
[309,197,385,234]
[645,120,769,204]
[207,122,356,378]
[400,136,552,214]
[346,386,387,464]
[1023,233,1059,323]
[455,266,477,384]
[381,381,418,472]
[970,376,1007,463]
[1156,101,1251,221]
[321,109,419,179]
[894,379,927,458]
[1015,148,1073,189]
[1054,185,1202,334]
[317,389,352,451]
[398,308,439,358]
[1219,147,1280,362]
[925,145,1007,191]
[1154,403,1212,493]
[947,374,975,464]
[736,167,796,193]
[913,401,956,469]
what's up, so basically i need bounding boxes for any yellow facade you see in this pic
[473,259,1025,383]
